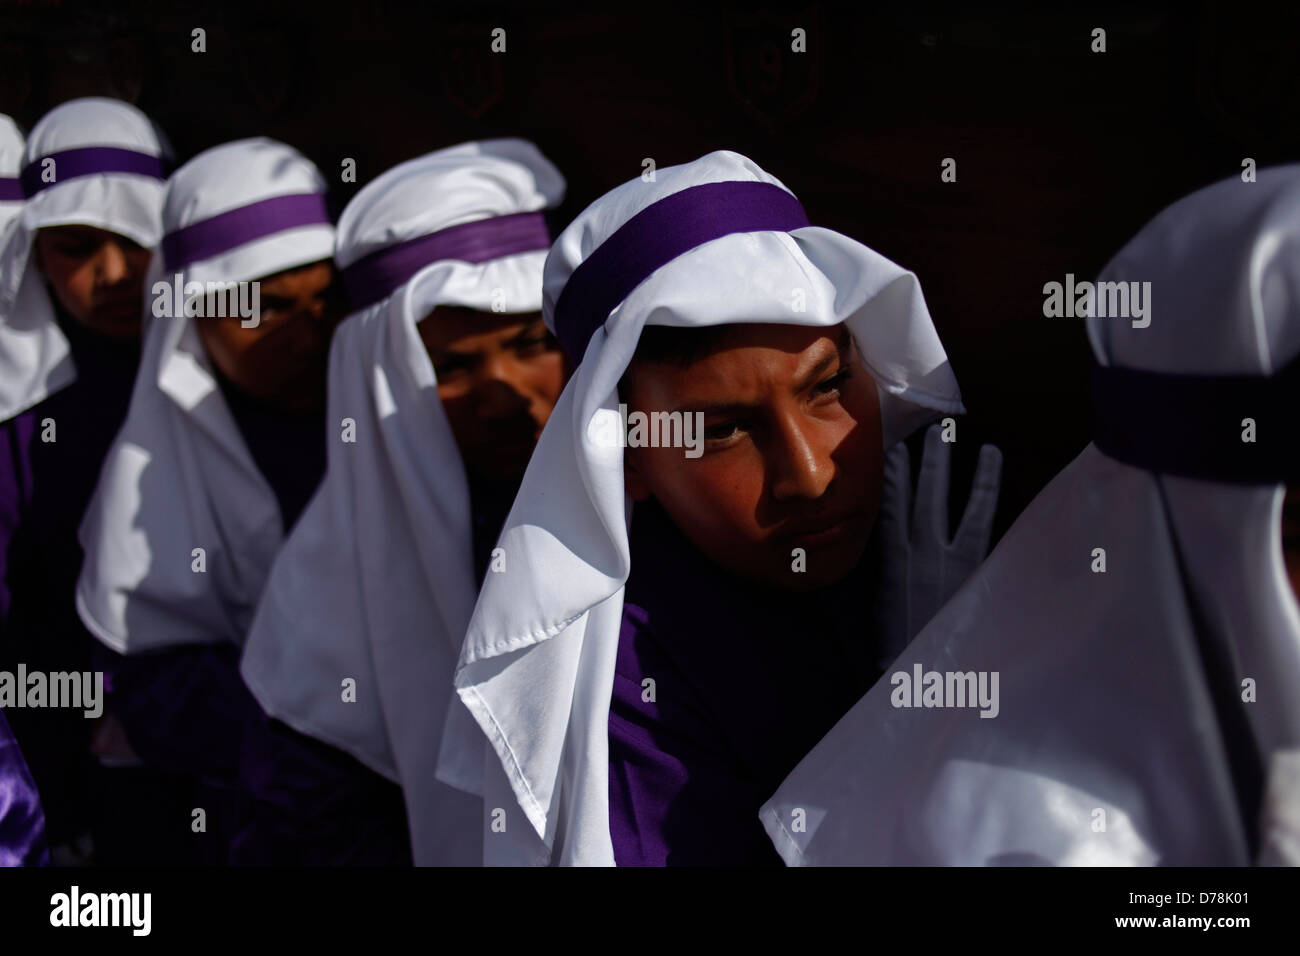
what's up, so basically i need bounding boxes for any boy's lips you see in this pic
[780,509,866,548]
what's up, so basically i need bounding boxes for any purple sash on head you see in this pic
[161,192,332,272]
[341,210,552,311]
[551,180,811,362]
[1091,353,1300,484]
[0,178,22,201]
[19,146,169,198]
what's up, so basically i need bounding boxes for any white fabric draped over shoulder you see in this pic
[761,165,1300,866]
[0,98,170,423]
[0,115,25,241]
[442,149,966,865]
[239,139,564,866]
[75,138,335,655]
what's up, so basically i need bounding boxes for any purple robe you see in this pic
[0,309,140,850]
[0,708,48,866]
[608,499,881,866]
[98,374,328,864]
[231,712,412,866]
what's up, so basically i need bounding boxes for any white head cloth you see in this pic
[0,114,25,240]
[444,149,965,865]
[0,98,170,423]
[239,139,565,866]
[761,165,1300,866]
[76,138,335,655]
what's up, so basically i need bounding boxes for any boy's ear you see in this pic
[623,448,652,502]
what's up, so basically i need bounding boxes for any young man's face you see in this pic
[34,224,152,339]
[417,308,567,486]
[623,322,883,592]
[196,259,345,411]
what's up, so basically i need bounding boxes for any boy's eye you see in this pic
[258,297,296,316]
[813,367,852,396]
[433,356,474,379]
[513,334,552,357]
[703,420,744,443]
[53,238,98,257]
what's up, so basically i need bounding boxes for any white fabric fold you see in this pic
[445,149,966,865]
[0,114,24,239]
[761,164,1300,866]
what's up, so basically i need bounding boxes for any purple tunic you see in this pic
[99,374,328,863]
[0,708,48,866]
[608,499,881,866]
[0,309,140,850]
[231,712,412,866]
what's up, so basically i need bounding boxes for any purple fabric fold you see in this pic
[0,178,22,202]
[0,709,49,866]
[341,210,551,311]
[552,180,810,362]
[20,146,168,198]
[161,192,332,272]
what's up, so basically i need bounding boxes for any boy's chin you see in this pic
[731,538,869,594]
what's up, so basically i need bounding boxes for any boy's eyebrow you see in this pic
[671,399,756,417]
[791,328,852,393]
[502,319,548,347]
[669,328,853,416]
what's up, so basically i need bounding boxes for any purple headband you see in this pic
[342,210,552,311]
[20,146,168,198]
[551,180,811,362]
[161,192,332,272]
[0,178,22,201]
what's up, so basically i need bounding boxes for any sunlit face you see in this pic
[195,260,345,411]
[417,308,567,486]
[622,322,883,591]
[34,224,152,339]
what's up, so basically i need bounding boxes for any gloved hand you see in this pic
[873,423,1003,668]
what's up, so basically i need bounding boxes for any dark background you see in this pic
[3,0,1298,536]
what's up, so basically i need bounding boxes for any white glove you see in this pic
[873,423,1003,667]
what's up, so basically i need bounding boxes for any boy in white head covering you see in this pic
[0,98,169,859]
[444,150,1001,865]
[75,137,344,862]
[761,166,1300,866]
[237,139,567,866]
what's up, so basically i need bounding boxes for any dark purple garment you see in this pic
[0,308,140,849]
[99,376,328,863]
[231,711,412,867]
[608,499,881,866]
[0,708,49,866]
[218,372,328,534]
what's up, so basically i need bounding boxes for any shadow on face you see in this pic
[416,307,567,487]
[620,322,883,592]
[34,224,152,340]
[194,259,347,411]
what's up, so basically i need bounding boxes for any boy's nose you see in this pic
[473,356,531,420]
[97,240,130,285]
[769,416,835,502]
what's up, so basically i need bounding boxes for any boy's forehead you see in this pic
[419,307,544,347]
[628,321,851,405]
